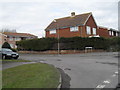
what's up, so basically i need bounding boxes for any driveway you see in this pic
[18,52,118,88]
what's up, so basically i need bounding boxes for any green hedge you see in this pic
[16,37,120,51]
[59,37,109,50]
[16,38,57,51]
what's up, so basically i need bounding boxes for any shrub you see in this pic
[2,42,11,49]
[16,37,120,51]
[16,38,57,51]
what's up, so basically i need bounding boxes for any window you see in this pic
[112,31,114,36]
[70,26,79,32]
[92,28,96,35]
[86,26,91,35]
[109,31,111,35]
[116,32,118,36]
[50,29,56,34]
[15,37,21,41]
[9,37,14,41]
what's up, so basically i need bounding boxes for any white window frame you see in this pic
[112,31,114,36]
[116,32,118,36]
[86,26,91,35]
[9,37,14,41]
[70,26,79,32]
[15,37,21,41]
[109,31,111,36]
[92,28,96,35]
[50,29,56,34]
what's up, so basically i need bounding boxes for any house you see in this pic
[108,28,119,37]
[97,26,110,38]
[0,33,7,48]
[45,12,119,38]
[0,32,38,48]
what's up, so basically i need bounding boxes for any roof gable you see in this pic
[45,12,92,31]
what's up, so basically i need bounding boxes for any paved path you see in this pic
[19,52,119,89]
[2,61,36,70]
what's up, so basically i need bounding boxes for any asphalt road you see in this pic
[19,52,118,89]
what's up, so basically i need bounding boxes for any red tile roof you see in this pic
[45,12,92,31]
[3,32,37,38]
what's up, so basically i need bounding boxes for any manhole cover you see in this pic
[64,68,71,71]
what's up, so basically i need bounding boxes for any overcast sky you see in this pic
[0,0,119,38]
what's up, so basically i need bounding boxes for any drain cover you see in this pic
[64,68,71,71]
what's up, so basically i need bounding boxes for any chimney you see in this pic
[71,12,75,17]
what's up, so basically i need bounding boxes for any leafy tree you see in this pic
[2,42,11,49]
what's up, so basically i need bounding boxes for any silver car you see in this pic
[0,48,19,59]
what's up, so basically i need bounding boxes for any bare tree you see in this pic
[0,28,17,33]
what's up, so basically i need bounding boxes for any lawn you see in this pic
[2,63,60,88]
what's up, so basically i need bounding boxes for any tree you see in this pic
[2,42,11,49]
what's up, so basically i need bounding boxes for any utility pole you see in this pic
[54,19,60,55]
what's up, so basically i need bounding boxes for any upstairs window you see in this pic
[92,28,96,35]
[15,37,21,41]
[9,37,14,41]
[50,29,56,34]
[86,26,91,35]
[70,26,79,32]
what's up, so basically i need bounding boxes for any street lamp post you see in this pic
[54,19,60,55]
[57,27,60,55]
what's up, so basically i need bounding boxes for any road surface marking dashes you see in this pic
[112,74,116,77]
[103,80,110,84]
[115,71,118,74]
[95,71,118,90]
[96,84,106,89]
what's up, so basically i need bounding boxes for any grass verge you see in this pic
[2,63,60,88]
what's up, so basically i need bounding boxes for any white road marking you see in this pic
[95,71,118,90]
[96,85,106,88]
[103,80,110,84]
[112,74,116,77]
[115,71,118,74]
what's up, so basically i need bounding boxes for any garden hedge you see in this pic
[16,37,120,51]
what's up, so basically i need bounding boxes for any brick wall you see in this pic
[97,27,110,38]
[46,27,81,38]
[0,33,7,48]
[84,15,97,37]
[46,15,98,38]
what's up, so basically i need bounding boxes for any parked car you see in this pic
[0,48,19,59]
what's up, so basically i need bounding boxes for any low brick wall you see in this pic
[18,50,105,54]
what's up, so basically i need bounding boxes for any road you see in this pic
[19,52,118,89]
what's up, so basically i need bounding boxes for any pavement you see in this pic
[1,61,36,70]
[17,52,119,89]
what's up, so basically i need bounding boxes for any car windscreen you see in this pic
[2,49,12,52]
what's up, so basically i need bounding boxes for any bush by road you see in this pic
[16,37,120,51]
